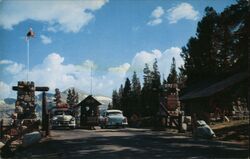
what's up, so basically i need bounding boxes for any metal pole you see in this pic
[27,39,30,81]
[90,66,92,95]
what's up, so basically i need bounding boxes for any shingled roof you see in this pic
[77,95,102,107]
[180,72,248,101]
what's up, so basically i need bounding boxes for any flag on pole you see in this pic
[26,27,35,41]
[26,27,34,81]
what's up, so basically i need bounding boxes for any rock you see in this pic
[22,131,42,147]
[195,120,216,139]
[182,123,187,131]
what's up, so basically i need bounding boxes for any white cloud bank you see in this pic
[167,3,199,24]
[131,47,184,77]
[40,35,52,44]
[148,6,165,26]
[0,47,183,99]
[0,60,25,74]
[0,53,130,99]
[0,0,108,33]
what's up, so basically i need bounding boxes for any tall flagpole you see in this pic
[90,66,92,95]
[26,27,34,81]
[27,39,30,81]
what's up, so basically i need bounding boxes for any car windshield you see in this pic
[107,112,122,116]
[54,110,72,115]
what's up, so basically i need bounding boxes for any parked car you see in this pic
[99,110,128,128]
[51,109,76,129]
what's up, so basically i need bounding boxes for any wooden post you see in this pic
[42,91,49,136]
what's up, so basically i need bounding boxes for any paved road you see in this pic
[14,128,249,159]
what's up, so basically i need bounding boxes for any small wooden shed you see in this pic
[77,95,101,127]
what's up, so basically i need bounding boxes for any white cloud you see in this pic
[131,47,184,78]
[167,3,199,24]
[5,62,25,74]
[0,59,25,74]
[108,63,130,74]
[0,53,128,98]
[78,60,97,71]
[148,19,163,26]
[151,6,165,18]
[131,49,162,71]
[0,47,184,99]
[40,35,52,44]
[0,60,13,65]
[147,6,164,26]
[0,0,108,33]
[0,81,11,99]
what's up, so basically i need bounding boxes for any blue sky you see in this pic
[0,0,236,99]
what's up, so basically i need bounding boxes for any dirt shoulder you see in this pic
[211,119,249,146]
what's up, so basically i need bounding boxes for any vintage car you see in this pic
[51,109,76,129]
[99,110,128,128]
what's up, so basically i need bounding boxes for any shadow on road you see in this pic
[13,130,249,159]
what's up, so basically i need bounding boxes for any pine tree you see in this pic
[150,59,161,116]
[162,76,168,94]
[54,88,62,107]
[72,89,79,105]
[131,71,141,95]
[152,59,161,91]
[122,78,132,117]
[118,84,124,99]
[181,0,249,86]
[75,92,79,105]
[143,63,152,90]
[167,57,178,84]
[67,88,79,107]
[67,89,73,106]
[108,103,112,110]
[118,84,124,110]
[180,0,249,111]
[141,63,152,116]
[123,78,131,97]
[131,71,141,115]
[112,90,120,109]
[178,66,187,90]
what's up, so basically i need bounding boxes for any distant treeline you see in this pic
[111,58,181,118]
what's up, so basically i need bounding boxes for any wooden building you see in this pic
[180,71,248,124]
[77,95,101,127]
